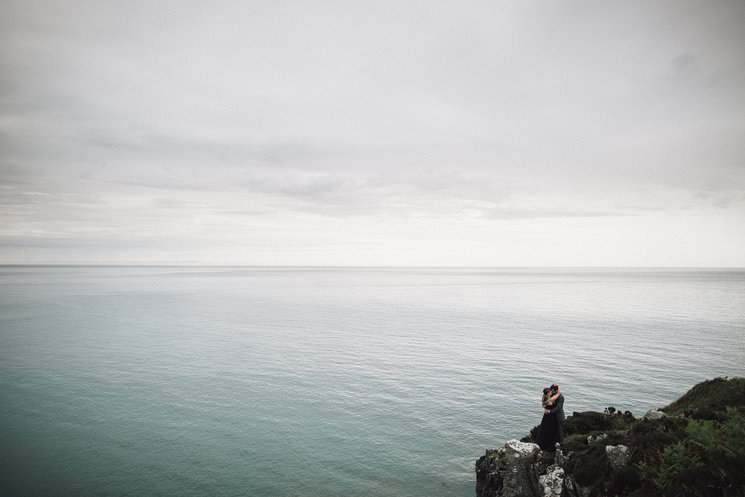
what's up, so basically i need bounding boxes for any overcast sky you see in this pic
[2,1,744,266]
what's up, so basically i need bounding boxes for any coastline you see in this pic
[476,377,745,497]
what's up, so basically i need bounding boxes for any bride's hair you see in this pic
[542,388,552,408]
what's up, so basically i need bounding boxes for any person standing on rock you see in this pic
[546,383,565,444]
[537,384,563,451]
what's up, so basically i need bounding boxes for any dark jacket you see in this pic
[548,393,565,422]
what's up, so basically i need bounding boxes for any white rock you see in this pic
[538,464,565,497]
[503,439,541,457]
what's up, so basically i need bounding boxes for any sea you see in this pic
[1,266,744,497]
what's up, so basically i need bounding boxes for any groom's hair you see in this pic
[550,384,559,393]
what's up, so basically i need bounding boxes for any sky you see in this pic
[1,0,744,266]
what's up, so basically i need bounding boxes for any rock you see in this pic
[562,474,583,497]
[605,445,630,472]
[476,440,544,497]
[505,439,542,457]
[553,445,567,467]
[643,409,666,420]
[564,411,615,434]
[538,465,564,497]
[570,481,592,497]
[586,433,608,445]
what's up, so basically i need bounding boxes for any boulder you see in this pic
[643,409,666,420]
[476,440,544,497]
[605,445,630,472]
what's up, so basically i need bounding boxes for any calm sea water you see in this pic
[1,267,744,497]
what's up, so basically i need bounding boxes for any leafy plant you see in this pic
[643,408,745,496]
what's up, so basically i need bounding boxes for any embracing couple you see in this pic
[537,383,565,452]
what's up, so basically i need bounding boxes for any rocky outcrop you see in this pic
[475,442,581,497]
[538,464,565,497]
[475,439,592,497]
[475,440,544,497]
[475,377,745,497]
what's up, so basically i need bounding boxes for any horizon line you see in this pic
[1,264,744,270]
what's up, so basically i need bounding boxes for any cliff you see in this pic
[475,377,745,497]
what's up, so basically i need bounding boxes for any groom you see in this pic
[544,383,565,443]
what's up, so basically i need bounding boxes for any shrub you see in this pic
[643,408,745,497]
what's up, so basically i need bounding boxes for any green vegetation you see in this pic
[640,407,745,497]
[663,377,745,417]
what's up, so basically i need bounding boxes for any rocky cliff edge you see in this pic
[475,377,745,497]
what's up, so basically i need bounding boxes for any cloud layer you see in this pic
[2,1,745,265]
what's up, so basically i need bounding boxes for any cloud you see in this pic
[1,0,745,265]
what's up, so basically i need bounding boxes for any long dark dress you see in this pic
[537,405,561,451]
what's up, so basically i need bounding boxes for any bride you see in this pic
[537,385,562,451]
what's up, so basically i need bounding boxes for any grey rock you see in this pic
[475,440,544,497]
[605,445,630,472]
[643,409,666,420]
[586,433,608,445]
